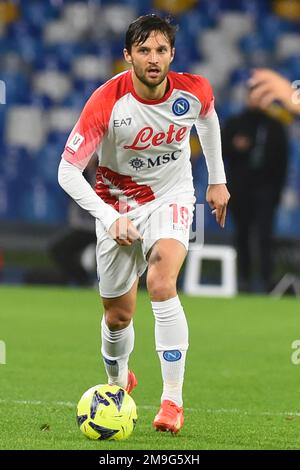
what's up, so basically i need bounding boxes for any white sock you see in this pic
[101,316,134,388]
[151,295,189,407]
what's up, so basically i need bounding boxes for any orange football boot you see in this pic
[125,370,138,394]
[153,400,184,433]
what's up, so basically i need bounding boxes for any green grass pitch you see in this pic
[0,286,299,450]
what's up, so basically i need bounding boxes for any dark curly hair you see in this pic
[125,14,178,53]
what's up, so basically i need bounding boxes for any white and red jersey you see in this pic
[62,70,223,216]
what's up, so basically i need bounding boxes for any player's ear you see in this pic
[170,48,175,63]
[123,48,132,64]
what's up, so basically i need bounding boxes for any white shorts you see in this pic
[96,198,194,298]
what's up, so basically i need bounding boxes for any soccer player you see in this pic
[58,14,230,434]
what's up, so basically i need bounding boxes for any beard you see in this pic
[132,61,169,89]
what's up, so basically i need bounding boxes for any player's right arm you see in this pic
[58,89,122,232]
[58,87,142,244]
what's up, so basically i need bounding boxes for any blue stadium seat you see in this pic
[257,14,292,47]
[198,0,221,21]
[15,34,45,63]
[21,1,59,30]
[217,100,246,123]
[108,37,129,59]
[179,9,215,38]
[6,19,41,43]
[47,132,69,149]
[275,207,300,238]
[18,179,68,224]
[6,19,45,62]
[84,40,113,59]
[35,143,64,185]
[171,30,199,70]
[0,109,6,141]
[0,71,29,104]
[34,53,71,73]
[100,0,141,5]
[229,67,251,86]
[282,55,300,78]
[0,178,19,220]
[98,0,149,13]
[26,91,55,110]
[273,64,295,82]
[0,37,15,55]
[239,32,274,55]
[62,90,87,110]
[0,145,35,182]
[239,0,271,16]
[73,79,104,100]
[46,43,85,69]
[219,0,244,10]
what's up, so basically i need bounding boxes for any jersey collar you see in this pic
[128,70,174,105]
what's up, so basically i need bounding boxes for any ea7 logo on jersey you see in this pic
[66,132,84,154]
[114,118,132,127]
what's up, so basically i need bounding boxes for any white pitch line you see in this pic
[0,398,299,418]
[0,399,75,408]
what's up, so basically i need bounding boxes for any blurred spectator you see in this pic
[49,159,97,286]
[249,69,300,115]
[222,97,289,292]
[49,203,96,287]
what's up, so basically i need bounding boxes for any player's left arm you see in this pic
[206,180,231,229]
[194,78,230,228]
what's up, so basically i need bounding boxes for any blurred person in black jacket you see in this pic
[49,199,96,286]
[49,157,97,286]
[222,101,288,292]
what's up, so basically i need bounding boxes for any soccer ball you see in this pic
[76,384,137,441]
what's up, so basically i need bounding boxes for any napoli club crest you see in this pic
[172,98,190,116]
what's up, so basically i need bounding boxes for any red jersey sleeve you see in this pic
[62,88,105,171]
[197,76,215,118]
[62,71,131,171]
[170,72,215,118]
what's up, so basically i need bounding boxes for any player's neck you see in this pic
[132,73,169,101]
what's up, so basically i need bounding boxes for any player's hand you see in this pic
[206,184,230,228]
[108,217,143,246]
[248,69,294,110]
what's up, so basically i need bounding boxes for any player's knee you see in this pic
[104,307,133,330]
[146,272,176,301]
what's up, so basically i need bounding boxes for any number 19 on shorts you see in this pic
[170,203,189,229]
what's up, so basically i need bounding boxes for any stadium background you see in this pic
[1,0,300,452]
[0,0,300,287]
